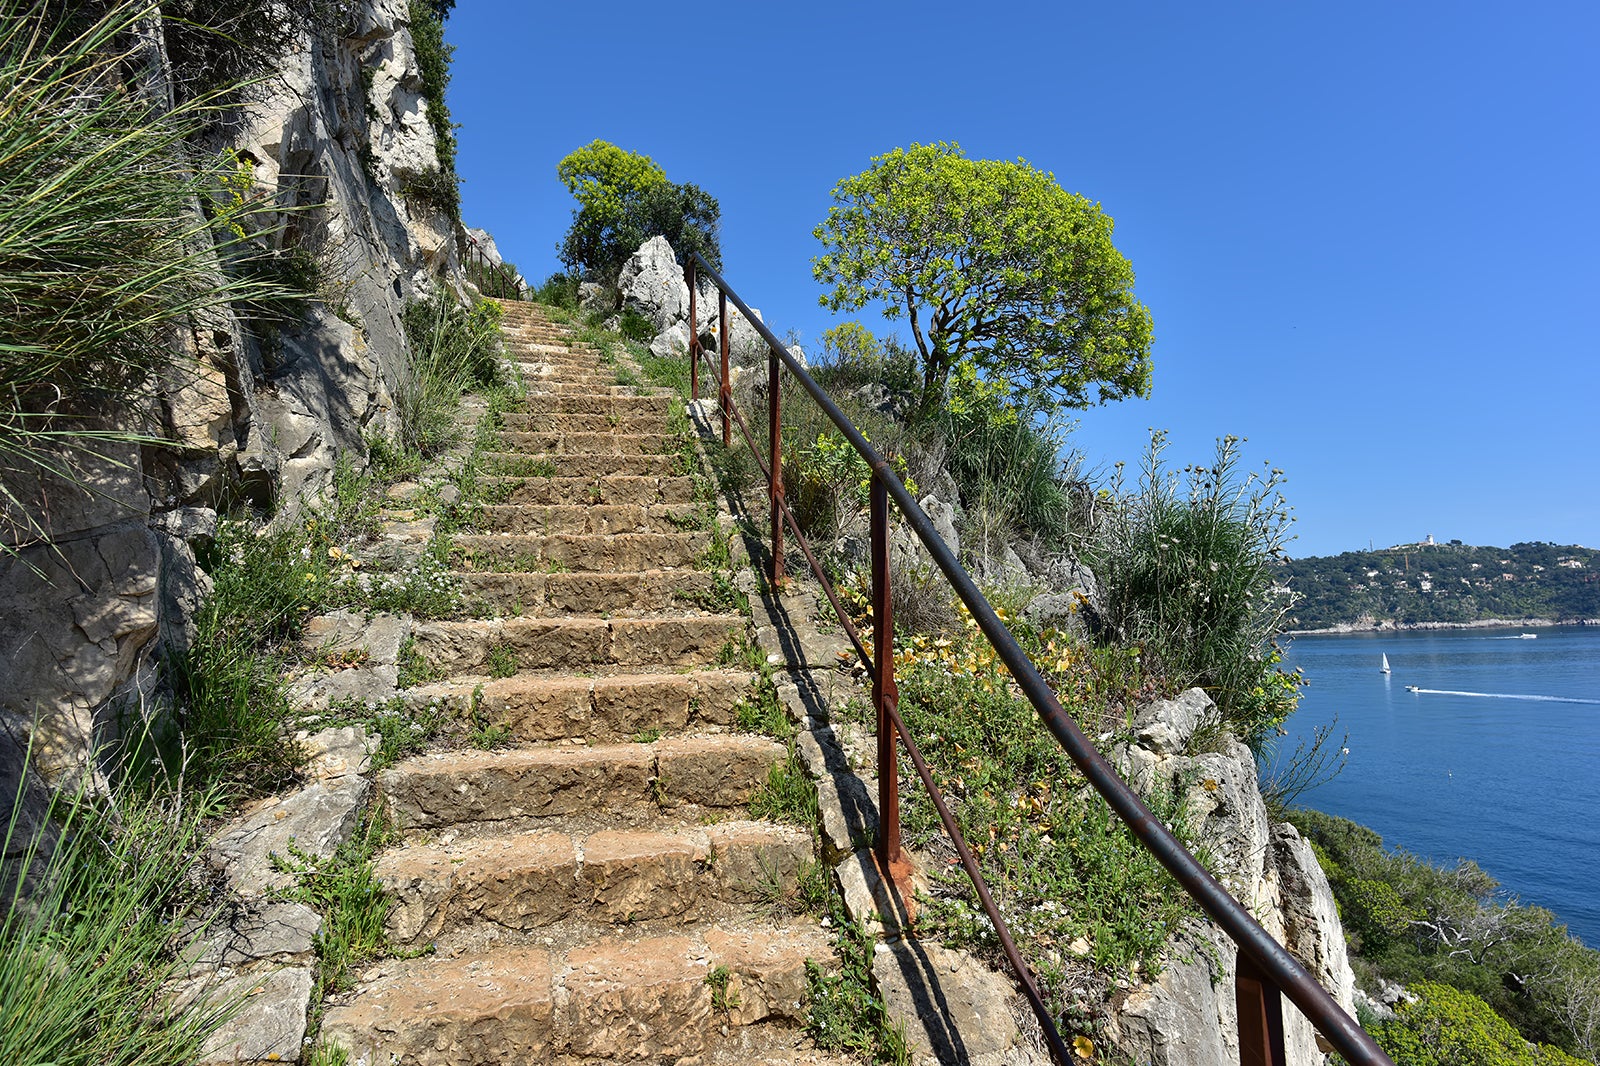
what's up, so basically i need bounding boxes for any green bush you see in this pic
[937,391,1071,546]
[406,0,458,220]
[1086,432,1300,747]
[533,272,581,310]
[1375,981,1543,1066]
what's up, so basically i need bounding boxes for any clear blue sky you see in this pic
[446,2,1597,559]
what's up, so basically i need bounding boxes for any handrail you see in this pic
[464,233,526,301]
[681,250,1393,1066]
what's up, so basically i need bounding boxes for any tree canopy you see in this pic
[812,142,1153,416]
[556,140,720,284]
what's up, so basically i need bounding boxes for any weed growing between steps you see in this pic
[270,809,404,1007]
[806,887,912,1065]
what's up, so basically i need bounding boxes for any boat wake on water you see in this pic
[1404,688,1600,705]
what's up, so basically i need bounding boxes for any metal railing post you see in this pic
[1237,952,1288,1066]
[718,291,732,448]
[686,261,699,401]
[871,474,903,879]
[768,343,783,584]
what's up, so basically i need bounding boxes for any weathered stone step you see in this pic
[409,614,744,674]
[500,411,672,434]
[379,735,787,828]
[495,431,674,456]
[478,474,696,506]
[378,820,810,943]
[320,922,831,1065]
[450,531,707,572]
[522,394,671,416]
[469,502,701,535]
[457,569,718,616]
[481,452,682,478]
[410,669,751,740]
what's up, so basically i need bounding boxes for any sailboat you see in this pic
[1380,654,1391,674]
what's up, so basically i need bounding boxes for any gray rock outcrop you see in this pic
[1107,689,1356,1065]
[0,1,487,807]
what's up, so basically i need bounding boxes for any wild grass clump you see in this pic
[397,292,504,458]
[0,780,231,1066]
[1086,432,1301,748]
[0,0,302,554]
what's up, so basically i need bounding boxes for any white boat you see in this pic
[1406,685,1421,693]
[1380,653,1391,674]
[1519,633,1538,639]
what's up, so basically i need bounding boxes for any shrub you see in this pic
[1375,981,1543,1066]
[406,0,458,219]
[1085,432,1300,747]
[533,272,581,310]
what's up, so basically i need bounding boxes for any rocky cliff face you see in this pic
[1109,690,1356,1065]
[0,1,469,818]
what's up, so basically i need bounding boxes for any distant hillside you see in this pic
[1281,542,1600,630]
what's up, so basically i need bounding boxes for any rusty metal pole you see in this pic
[718,290,732,448]
[768,344,784,585]
[1236,953,1288,1066]
[686,261,699,402]
[871,473,903,885]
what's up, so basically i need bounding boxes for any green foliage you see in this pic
[1281,542,1600,629]
[938,389,1072,545]
[0,785,232,1066]
[556,139,720,282]
[398,293,504,458]
[813,141,1153,416]
[618,308,655,344]
[402,164,460,221]
[1292,808,1600,1056]
[746,747,819,827]
[1086,432,1301,747]
[1374,981,1547,1066]
[807,889,912,1064]
[533,272,581,310]
[406,0,458,221]
[271,812,395,999]
[896,618,1201,998]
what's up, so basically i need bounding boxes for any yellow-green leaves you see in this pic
[813,142,1154,416]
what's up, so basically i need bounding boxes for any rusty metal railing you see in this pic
[464,234,526,301]
[680,251,1392,1066]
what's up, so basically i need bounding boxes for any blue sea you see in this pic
[1274,626,1600,948]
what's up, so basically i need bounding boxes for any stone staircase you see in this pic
[320,303,848,1065]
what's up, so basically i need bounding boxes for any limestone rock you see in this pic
[209,777,371,896]
[618,235,688,332]
[196,967,314,1065]
[870,939,1021,1065]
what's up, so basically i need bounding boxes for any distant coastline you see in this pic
[1286,617,1600,636]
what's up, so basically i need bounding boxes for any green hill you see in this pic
[1281,541,1600,629]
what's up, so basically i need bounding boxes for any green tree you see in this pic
[556,140,720,283]
[812,141,1153,416]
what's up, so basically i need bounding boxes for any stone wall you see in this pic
[0,1,474,818]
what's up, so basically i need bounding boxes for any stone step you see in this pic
[378,820,810,943]
[521,394,672,416]
[319,923,831,1065]
[477,474,696,506]
[379,735,787,829]
[516,364,615,384]
[495,431,674,456]
[500,411,672,434]
[450,531,707,572]
[409,669,752,740]
[409,614,744,674]
[457,569,719,616]
[480,452,683,478]
[468,503,701,535]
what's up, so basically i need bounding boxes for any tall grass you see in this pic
[1087,432,1300,747]
[396,293,504,458]
[0,772,233,1066]
[0,0,297,554]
